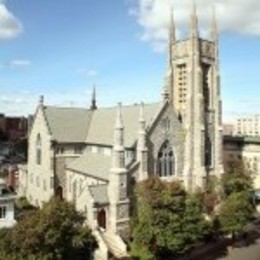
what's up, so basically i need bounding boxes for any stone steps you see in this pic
[101,231,129,259]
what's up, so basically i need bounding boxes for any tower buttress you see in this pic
[108,103,129,236]
[137,102,148,181]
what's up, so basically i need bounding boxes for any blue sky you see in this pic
[0,0,260,122]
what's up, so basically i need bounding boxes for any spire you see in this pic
[137,102,148,181]
[167,5,175,65]
[210,6,218,42]
[164,5,175,103]
[112,102,125,169]
[39,95,44,106]
[138,102,147,149]
[169,6,176,44]
[162,84,170,102]
[138,102,146,133]
[115,102,123,130]
[90,84,97,110]
[190,1,199,38]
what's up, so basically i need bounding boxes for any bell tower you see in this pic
[164,5,223,191]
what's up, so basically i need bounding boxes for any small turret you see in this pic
[137,102,148,181]
[90,85,97,110]
[108,103,129,235]
[39,95,44,106]
[112,103,125,168]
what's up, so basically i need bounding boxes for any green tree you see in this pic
[131,177,211,258]
[0,197,97,260]
[218,160,254,240]
[219,192,253,239]
[221,161,253,198]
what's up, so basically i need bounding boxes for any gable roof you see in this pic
[86,103,161,147]
[42,102,161,146]
[43,106,92,143]
[66,152,111,181]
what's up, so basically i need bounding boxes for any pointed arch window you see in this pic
[157,140,175,177]
[36,134,42,165]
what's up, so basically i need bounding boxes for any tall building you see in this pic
[234,114,260,136]
[19,6,223,259]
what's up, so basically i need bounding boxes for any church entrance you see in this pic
[97,209,106,229]
[55,185,63,200]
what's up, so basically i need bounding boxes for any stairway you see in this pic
[101,230,129,259]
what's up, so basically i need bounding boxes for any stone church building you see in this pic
[19,6,223,258]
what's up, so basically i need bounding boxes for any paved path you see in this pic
[219,238,260,260]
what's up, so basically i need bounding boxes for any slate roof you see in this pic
[66,153,111,181]
[89,185,108,205]
[44,106,92,143]
[86,103,160,147]
[43,103,161,146]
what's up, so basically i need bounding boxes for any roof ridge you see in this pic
[91,102,160,111]
[44,105,89,111]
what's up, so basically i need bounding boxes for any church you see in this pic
[19,6,223,257]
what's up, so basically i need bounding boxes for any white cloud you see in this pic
[4,59,31,69]
[77,68,98,77]
[0,2,22,40]
[131,0,260,51]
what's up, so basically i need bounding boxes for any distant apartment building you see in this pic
[223,124,234,136]
[234,115,260,136]
[0,114,28,142]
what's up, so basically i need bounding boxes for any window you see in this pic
[36,176,40,187]
[72,180,77,203]
[56,146,65,154]
[0,206,6,219]
[74,146,83,154]
[43,179,47,191]
[68,176,72,193]
[50,177,54,189]
[36,134,42,165]
[157,140,175,177]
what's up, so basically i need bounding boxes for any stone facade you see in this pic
[147,102,184,179]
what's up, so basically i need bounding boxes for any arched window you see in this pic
[157,140,175,177]
[36,134,42,165]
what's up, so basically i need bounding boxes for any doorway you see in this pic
[97,208,106,229]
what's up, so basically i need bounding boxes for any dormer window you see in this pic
[36,134,42,165]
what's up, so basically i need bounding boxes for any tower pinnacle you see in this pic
[210,6,218,42]
[39,95,44,106]
[90,84,97,110]
[190,1,199,38]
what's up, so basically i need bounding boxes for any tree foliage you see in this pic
[0,197,97,260]
[218,160,254,237]
[221,161,253,198]
[131,177,211,258]
[219,192,253,236]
